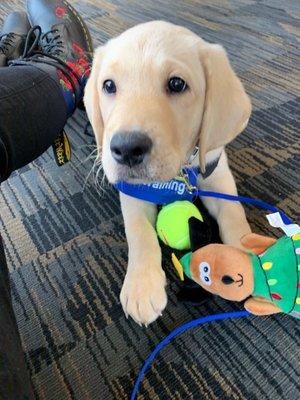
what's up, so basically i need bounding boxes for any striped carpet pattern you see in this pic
[0,1,299,399]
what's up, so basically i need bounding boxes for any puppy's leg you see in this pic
[199,149,251,247]
[119,193,167,325]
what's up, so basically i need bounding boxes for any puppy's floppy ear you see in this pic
[84,46,104,149]
[198,44,252,172]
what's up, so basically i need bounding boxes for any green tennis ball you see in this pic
[156,201,203,250]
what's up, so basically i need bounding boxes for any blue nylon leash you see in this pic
[130,311,251,400]
[194,189,292,225]
[115,171,293,225]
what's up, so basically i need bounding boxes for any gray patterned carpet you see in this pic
[0,0,299,399]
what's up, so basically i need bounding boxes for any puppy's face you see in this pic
[99,29,205,183]
[85,21,251,184]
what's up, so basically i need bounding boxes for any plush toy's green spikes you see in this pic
[179,252,192,279]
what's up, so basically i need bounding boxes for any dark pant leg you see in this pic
[0,65,67,181]
[0,65,68,399]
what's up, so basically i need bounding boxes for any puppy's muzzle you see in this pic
[110,131,153,167]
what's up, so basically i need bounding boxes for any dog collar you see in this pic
[115,166,199,205]
[115,154,221,205]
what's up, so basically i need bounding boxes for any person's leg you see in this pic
[0,65,67,181]
[0,2,93,397]
[0,34,70,400]
[0,0,92,181]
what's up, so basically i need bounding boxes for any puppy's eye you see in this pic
[103,79,116,94]
[167,77,187,94]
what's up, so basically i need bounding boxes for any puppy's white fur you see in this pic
[84,21,252,325]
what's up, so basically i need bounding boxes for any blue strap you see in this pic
[115,167,293,225]
[194,189,292,225]
[130,311,250,400]
[115,167,199,205]
[115,180,194,204]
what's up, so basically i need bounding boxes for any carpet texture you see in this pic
[0,0,299,399]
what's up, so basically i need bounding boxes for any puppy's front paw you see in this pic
[120,266,167,326]
[218,210,251,249]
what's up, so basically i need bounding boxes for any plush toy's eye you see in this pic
[201,274,211,286]
[199,262,211,286]
[200,262,210,275]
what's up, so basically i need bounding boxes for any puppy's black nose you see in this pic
[110,131,152,167]
[222,275,234,285]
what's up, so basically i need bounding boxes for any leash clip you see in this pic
[186,146,199,166]
[179,170,197,194]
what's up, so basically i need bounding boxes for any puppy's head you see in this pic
[84,21,251,183]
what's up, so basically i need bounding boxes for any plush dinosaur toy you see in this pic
[176,218,300,318]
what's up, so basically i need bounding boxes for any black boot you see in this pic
[11,0,93,116]
[0,12,31,67]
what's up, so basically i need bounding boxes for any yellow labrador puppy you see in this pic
[84,21,251,325]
